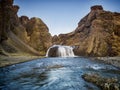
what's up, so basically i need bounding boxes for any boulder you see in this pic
[47,46,59,57]
[82,73,120,90]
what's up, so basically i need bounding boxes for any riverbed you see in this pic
[0,57,120,90]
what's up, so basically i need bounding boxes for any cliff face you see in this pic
[0,1,120,57]
[0,0,52,56]
[21,17,52,55]
[53,5,120,56]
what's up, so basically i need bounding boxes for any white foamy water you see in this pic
[46,45,75,57]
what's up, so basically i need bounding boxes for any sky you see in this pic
[14,0,120,36]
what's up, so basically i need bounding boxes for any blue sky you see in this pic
[14,0,120,36]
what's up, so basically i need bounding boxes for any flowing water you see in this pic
[0,57,120,90]
[46,45,74,57]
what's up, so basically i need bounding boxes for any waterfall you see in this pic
[46,45,75,57]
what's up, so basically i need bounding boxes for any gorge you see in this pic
[0,0,120,90]
[0,0,52,56]
[0,0,120,57]
[52,5,120,57]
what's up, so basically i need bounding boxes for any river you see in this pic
[0,57,120,90]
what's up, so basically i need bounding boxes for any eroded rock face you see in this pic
[53,5,120,56]
[19,16,29,26]
[26,17,52,55]
[19,16,52,55]
[46,46,59,57]
[0,0,52,56]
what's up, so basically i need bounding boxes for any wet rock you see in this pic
[82,73,120,90]
[47,46,58,57]
[92,57,120,68]
[47,65,64,69]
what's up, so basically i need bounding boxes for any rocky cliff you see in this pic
[0,0,120,57]
[53,5,120,56]
[0,0,52,56]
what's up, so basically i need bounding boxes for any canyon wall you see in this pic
[0,0,52,56]
[53,5,120,56]
[0,0,120,57]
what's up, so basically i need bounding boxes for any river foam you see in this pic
[46,45,75,57]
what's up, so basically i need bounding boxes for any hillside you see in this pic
[0,0,52,56]
[53,5,120,56]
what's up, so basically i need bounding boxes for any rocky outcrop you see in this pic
[19,16,52,55]
[53,5,120,56]
[91,5,103,11]
[46,46,59,57]
[25,17,52,55]
[0,0,52,56]
[82,73,120,90]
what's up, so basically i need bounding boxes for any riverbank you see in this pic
[0,55,44,68]
[90,57,120,68]
[0,55,120,68]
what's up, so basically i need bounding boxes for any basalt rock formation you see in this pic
[0,0,52,56]
[53,5,120,56]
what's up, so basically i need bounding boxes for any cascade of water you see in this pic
[46,45,75,57]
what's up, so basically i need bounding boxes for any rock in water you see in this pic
[82,73,120,90]
[46,45,75,57]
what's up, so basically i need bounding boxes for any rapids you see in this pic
[0,57,120,90]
